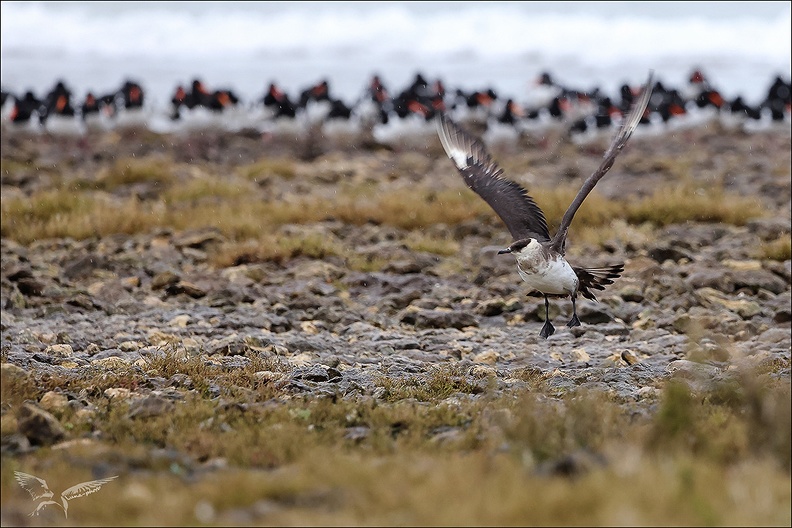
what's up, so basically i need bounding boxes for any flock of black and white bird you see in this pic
[2,69,790,145]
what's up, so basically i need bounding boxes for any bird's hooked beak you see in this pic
[497,248,512,255]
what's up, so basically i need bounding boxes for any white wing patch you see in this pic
[436,116,472,169]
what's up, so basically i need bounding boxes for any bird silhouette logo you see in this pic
[14,471,118,519]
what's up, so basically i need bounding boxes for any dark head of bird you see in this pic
[497,238,533,255]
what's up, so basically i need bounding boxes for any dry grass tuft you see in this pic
[403,231,460,256]
[209,233,344,267]
[1,156,770,247]
[237,157,298,183]
[327,188,493,230]
[501,388,625,462]
[96,156,176,190]
[0,191,163,243]
[651,372,791,468]
[163,178,258,204]
[758,235,792,261]
[375,364,486,402]
[624,182,764,226]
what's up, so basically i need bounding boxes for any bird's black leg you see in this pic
[567,293,581,327]
[540,295,555,338]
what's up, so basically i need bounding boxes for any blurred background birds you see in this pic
[1,2,789,140]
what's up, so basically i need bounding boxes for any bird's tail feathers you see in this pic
[573,264,624,301]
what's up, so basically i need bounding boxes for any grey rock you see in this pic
[731,269,787,295]
[16,277,46,296]
[65,293,103,311]
[17,403,66,446]
[577,303,613,325]
[206,286,255,307]
[758,328,791,344]
[610,301,644,324]
[476,298,507,316]
[292,365,333,383]
[383,259,424,274]
[1,433,32,455]
[686,268,734,292]
[209,338,248,356]
[5,266,33,281]
[666,359,720,379]
[773,307,792,324]
[151,271,180,290]
[165,281,207,298]
[765,260,791,282]
[376,337,422,350]
[127,396,175,419]
[618,285,645,302]
[746,217,790,240]
[309,281,338,297]
[648,244,693,264]
[344,426,370,442]
[172,228,225,249]
[401,309,479,330]
[383,288,424,310]
[91,348,139,361]
[63,254,106,280]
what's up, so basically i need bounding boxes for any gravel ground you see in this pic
[1,122,790,525]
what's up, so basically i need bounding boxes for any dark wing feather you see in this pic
[550,70,655,254]
[436,113,550,242]
[573,264,624,301]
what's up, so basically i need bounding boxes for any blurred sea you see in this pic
[1,1,790,108]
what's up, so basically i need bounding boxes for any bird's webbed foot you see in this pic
[540,320,555,339]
